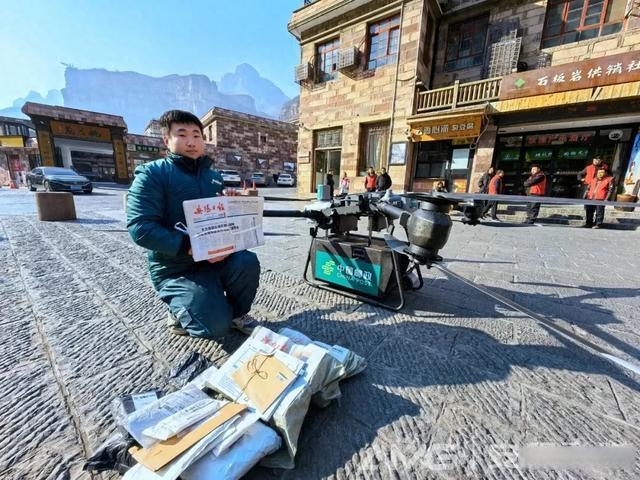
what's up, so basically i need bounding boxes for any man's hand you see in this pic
[207,254,229,264]
[188,248,229,263]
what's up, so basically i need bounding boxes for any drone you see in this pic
[263,190,635,311]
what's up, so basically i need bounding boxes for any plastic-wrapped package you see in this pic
[250,327,353,468]
[278,327,367,407]
[123,412,242,480]
[142,397,223,441]
[279,327,367,379]
[181,422,281,480]
[123,384,212,448]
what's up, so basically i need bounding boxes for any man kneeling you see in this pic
[127,110,260,338]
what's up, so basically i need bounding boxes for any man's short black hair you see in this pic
[158,110,204,135]
[531,164,540,169]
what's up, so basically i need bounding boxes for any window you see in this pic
[360,122,390,172]
[316,38,340,82]
[315,128,342,149]
[542,0,625,48]
[258,133,268,145]
[415,141,450,178]
[208,126,212,142]
[445,14,489,72]
[368,15,401,70]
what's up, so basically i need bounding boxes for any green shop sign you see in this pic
[315,251,381,296]
[500,150,520,162]
[525,149,553,162]
[559,147,589,160]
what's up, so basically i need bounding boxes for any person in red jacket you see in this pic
[583,167,614,229]
[578,155,608,187]
[578,155,609,198]
[363,166,377,192]
[482,170,504,221]
[523,164,546,225]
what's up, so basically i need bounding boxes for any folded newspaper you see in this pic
[181,196,264,262]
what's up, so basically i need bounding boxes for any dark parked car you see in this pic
[26,167,93,194]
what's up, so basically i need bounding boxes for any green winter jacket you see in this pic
[126,152,224,287]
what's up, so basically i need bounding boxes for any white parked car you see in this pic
[277,173,295,187]
[220,169,242,186]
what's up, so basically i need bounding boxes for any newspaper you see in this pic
[181,196,264,262]
[205,338,304,421]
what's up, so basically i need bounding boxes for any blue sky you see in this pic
[0,0,302,107]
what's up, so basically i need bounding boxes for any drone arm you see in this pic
[263,208,329,226]
[375,202,410,228]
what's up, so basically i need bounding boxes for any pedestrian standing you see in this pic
[482,170,504,221]
[578,155,609,197]
[364,166,377,192]
[583,167,614,229]
[523,164,547,225]
[478,167,495,193]
[326,170,335,198]
[339,171,350,196]
[376,167,392,192]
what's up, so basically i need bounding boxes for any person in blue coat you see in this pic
[127,110,260,338]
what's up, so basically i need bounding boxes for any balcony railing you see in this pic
[416,77,502,113]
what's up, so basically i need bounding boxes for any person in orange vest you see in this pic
[363,166,377,192]
[583,167,614,229]
[578,155,608,187]
[523,164,546,225]
[482,169,504,221]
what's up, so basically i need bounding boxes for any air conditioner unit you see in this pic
[295,63,313,83]
[337,46,359,70]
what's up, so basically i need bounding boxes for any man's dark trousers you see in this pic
[157,251,260,338]
[584,205,605,226]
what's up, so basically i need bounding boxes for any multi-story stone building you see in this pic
[201,107,298,183]
[289,0,640,199]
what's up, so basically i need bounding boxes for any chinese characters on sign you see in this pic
[410,115,483,142]
[501,52,640,100]
[50,121,112,142]
[113,139,128,181]
[525,131,594,146]
[37,130,55,166]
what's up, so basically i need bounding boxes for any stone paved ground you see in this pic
[1,188,640,479]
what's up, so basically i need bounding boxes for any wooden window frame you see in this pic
[542,0,626,48]
[444,14,489,72]
[316,38,341,83]
[359,122,390,174]
[366,15,401,71]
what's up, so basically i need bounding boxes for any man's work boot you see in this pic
[232,314,259,335]
[167,311,188,336]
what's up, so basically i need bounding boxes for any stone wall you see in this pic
[295,0,425,193]
[202,109,297,181]
[432,0,640,89]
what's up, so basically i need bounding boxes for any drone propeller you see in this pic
[402,191,638,209]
